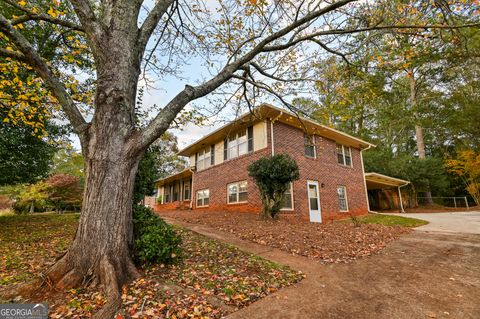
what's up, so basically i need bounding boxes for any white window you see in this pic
[227,181,248,204]
[337,186,348,212]
[196,189,210,207]
[227,130,249,160]
[304,134,316,158]
[280,182,294,210]
[336,144,352,166]
[196,146,213,171]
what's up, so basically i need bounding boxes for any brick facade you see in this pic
[155,119,370,222]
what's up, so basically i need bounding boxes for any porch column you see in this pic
[398,186,405,213]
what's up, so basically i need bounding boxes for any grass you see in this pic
[352,213,429,228]
[0,212,302,318]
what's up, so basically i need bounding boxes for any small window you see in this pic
[227,181,248,204]
[337,186,348,212]
[196,146,214,171]
[197,150,204,171]
[196,189,210,207]
[336,144,352,167]
[280,183,294,210]
[304,134,316,158]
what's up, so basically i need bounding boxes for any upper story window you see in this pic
[336,144,352,167]
[337,186,348,212]
[304,134,316,158]
[227,181,248,204]
[224,126,254,161]
[196,146,214,171]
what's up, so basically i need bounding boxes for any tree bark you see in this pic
[409,71,433,205]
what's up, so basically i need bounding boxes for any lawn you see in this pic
[0,213,302,318]
[159,211,412,264]
[351,213,429,227]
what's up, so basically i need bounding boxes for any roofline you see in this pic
[153,168,192,183]
[364,172,410,185]
[262,103,376,149]
[178,103,375,156]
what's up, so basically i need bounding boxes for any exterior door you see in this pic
[307,181,322,223]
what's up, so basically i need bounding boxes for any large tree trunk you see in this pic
[409,71,433,205]
[45,142,142,318]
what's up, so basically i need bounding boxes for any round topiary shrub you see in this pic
[132,204,182,265]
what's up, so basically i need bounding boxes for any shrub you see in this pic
[248,153,300,219]
[132,205,181,265]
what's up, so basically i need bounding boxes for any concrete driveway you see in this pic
[386,211,480,234]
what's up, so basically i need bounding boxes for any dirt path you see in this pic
[163,217,480,319]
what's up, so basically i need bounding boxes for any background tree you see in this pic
[248,154,300,219]
[50,148,85,183]
[0,111,65,185]
[0,1,478,317]
[446,150,480,206]
[44,173,83,213]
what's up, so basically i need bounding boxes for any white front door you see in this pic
[307,181,322,223]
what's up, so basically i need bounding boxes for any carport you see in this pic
[364,172,410,213]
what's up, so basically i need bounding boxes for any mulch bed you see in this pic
[0,214,302,318]
[160,211,412,264]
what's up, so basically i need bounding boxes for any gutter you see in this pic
[188,166,195,210]
[270,111,283,155]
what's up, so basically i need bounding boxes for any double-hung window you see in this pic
[336,144,352,166]
[337,186,348,212]
[196,146,214,171]
[224,127,254,160]
[196,189,210,207]
[280,182,294,210]
[227,181,248,204]
[304,134,316,158]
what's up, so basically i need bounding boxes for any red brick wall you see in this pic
[187,119,368,222]
[272,121,368,221]
[192,123,272,213]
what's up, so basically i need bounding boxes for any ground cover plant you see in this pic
[0,213,302,318]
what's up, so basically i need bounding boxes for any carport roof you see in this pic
[365,172,409,190]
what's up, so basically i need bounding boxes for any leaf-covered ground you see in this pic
[0,213,303,318]
[160,211,412,264]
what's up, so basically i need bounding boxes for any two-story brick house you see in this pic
[152,104,376,222]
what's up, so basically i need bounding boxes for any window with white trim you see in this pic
[196,189,210,207]
[226,129,252,160]
[337,186,348,212]
[336,144,352,166]
[227,181,248,204]
[196,146,214,171]
[304,134,316,158]
[280,182,294,210]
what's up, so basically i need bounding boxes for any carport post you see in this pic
[398,186,405,213]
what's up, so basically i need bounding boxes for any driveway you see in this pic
[385,211,480,234]
[165,217,480,319]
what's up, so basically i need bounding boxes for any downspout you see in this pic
[189,167,195,210]
[360,144,374,213]
[270,112,283,156]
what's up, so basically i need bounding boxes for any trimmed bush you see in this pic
[132,204,182,265]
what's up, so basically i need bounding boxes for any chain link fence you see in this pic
[416,196,469,209]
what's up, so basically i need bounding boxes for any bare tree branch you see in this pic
[0,13,88,137]
[137,0,175,56]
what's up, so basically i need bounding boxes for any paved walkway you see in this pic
[163,217,480,319]
[385,211,480,234]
